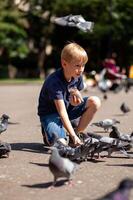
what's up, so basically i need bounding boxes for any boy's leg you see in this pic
[40,113,67,146]
[76,96,101,133]
[68,96,101,134]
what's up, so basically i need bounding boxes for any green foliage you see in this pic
[0,0,29,59]
[1,0,133,78]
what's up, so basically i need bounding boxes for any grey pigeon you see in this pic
[44,133,93,162]
[120,102,131,114]
[125,78,133,93]
[48,147,77,186]
[0,141,11,158]
[110,126,133,143]
[109,126,133,151]
[0,114,10,134]
[75,137,99,161]
[97,69,110,97]
[96,178,133,200]
[53,14,94,32]
[85,132,131,158]
[99,138,132,158]
[83,132,117,158]
[91,119,120,131]
[109,126,121,139]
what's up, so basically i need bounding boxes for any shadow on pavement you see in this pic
[22,179,68,189]
[106,163,133,167]
[29,161,49,167]
[113,113,129,117]
[10,142,49,154]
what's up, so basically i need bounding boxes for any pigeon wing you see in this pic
[76,21,94,32]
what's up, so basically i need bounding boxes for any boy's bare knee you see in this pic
[87,96,101,110]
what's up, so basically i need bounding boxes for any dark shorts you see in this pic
[40,97,88,144]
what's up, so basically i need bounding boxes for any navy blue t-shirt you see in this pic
[38,68,84,117]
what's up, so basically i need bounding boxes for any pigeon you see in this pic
[48,146,77,186]
[83,132,117,158]
[109,126,133,151]
[75,137,99,161]
[97,69,111,96]
[96,178,133,200]
[85,132,131,158]
[120,102,131,114]
[110,126,133,143]
[109,126,121,139]
[91,136,119,158]
[0,114,10,134]
[52,14,94,32]
[52,136,95,162]
[125,78,133,93]
[91,119,120,131]
[103,93,108,100]
[0,141,11,158]
[98,79,110,93]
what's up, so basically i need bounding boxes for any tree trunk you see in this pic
[8,64,17,79]
[38,48,46,79]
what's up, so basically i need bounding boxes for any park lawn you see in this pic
[0,78,44,85]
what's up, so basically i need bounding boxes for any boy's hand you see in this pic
[71,134,83,146]
[69,88,83,106]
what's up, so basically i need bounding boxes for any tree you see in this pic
[0,0,29,78]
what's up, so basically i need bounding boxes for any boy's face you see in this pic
[62,58,85,79]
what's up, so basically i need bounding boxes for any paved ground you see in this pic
[0,84,133,200]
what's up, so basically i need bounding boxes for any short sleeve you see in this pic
[48,81,64,100]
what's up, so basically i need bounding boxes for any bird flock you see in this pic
[45,100,133,200]
[0,105,133,199]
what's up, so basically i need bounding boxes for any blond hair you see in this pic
[61,42,88,63]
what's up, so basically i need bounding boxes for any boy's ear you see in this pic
[61,59,67,68]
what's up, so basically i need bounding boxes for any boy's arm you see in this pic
[54,99,82,146]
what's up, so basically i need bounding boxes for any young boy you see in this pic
[38,42,101,148]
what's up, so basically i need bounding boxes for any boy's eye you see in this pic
[75,65,85,68]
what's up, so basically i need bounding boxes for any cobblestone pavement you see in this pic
[0,85,133,200]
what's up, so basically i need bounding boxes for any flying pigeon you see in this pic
[48,146,77,186]
[0,114,10,134]
[91,119,120,131]
[120,102,131,114]
[96,178,133,200]
[52,14,94,32]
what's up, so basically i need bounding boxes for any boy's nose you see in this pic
[79,66,84,73]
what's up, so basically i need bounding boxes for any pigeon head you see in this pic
[110,126,120,138]
[118,178,133,190]
[1,114,10,120]
[113,119,120,124]
[112,125,119,132]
